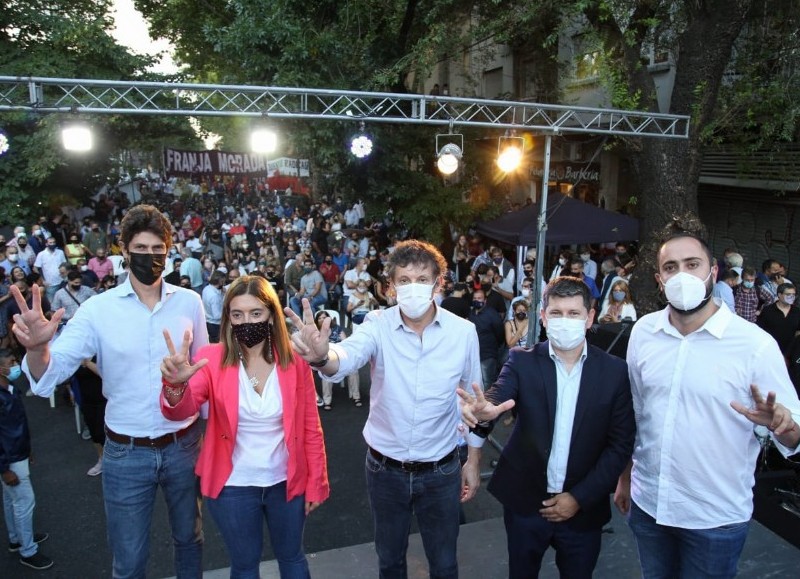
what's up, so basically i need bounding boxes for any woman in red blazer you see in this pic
[161,275,329,578]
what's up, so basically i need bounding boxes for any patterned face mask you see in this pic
[232,320,271,348]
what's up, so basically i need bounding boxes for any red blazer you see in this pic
[161,344,329,502]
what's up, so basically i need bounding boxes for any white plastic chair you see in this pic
[323,309,341,327]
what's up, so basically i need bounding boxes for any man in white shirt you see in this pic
[32,238,66,302]
[286,240,483,579]
[11,205,208,579]
[201,270,225,343]
[615,232,800,579]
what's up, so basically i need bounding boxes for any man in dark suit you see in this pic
[459,276,635,579]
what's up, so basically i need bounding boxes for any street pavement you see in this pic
[3,366,800,578]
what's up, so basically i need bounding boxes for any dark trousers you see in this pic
[503,506,601,579]
[206,323,220,344]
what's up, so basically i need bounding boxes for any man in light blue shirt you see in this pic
[11,205,208,579]
[287,240,483,579]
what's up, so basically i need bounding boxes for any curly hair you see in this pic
[385,239,448,283]
[119,205,172,250]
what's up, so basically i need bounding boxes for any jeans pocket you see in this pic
[436,455,461,477]
[365,452,385,473]
[103,439,130,460]
[178,430,202,451]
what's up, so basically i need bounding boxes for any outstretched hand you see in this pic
[456,382,515,428]
[283,298,331,363]
[161,329,208,384]
[731,384,797,436]
[9,284,64,352]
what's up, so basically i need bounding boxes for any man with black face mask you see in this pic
[615,231,800,579]
[10,204,208,579]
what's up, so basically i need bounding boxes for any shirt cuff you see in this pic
[466,432,486,448]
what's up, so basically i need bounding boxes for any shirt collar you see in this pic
[652,299,731,340]
[390,302,443,331]
[547,340,588,363]
[117,276,174,301]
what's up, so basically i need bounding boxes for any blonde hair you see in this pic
[220,275,294,369]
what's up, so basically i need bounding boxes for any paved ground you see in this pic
[3,367,800,578]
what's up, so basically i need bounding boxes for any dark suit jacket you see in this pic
[485,341,635,531]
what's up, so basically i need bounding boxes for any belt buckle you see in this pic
[400,460,421,472]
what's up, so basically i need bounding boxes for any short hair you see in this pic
[385,240,448,283]
[778,282,796,295]
[722,269,740,282]
[761,259,779,273]
[0,348,14,362]
[725,252,743,268]
[67,270,82,281]
[542,276,591,312]
[120,205,172,251]
[742,267,756,278]
[209,270,226,286]
[567,257,584,270]
[220,276,293,370]
[657,232,714,267]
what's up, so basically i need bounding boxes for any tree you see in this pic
[0,0,199,225]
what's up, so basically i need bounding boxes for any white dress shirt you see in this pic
[326,305,484,461]
[546,341,588,493]
[201,284,224,325]
[627,301,800,529]
[33,247,67,286]
[23,278,209,437]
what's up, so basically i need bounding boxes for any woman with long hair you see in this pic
[505,300,530,348]
[599,279,637,323]
[160,275,329,578]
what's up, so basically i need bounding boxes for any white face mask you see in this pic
[395,282,434,320]
[546,317,587,351]
[521,288,531,298]
[663,271,712,312]
[558,257,567,266]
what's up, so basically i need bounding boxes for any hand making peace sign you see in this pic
[161,329,208,384]
[283,297,332,363]
[9,284,64,351]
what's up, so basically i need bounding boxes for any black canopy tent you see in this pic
[475,192,639,246]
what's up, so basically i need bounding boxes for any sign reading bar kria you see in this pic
[164,148,309,177]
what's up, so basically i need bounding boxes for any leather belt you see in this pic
[368,447,458,473]
[105,424,193,449]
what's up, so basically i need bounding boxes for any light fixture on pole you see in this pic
[349,121,373,159]
[250,114,278,154]
[435,129,463,176]
[0,131,9,156]
[61,122,93,152]
[497,133,524,172]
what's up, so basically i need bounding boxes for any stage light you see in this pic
[250,127,278,154]
[497,134,524,172]
[435,131,464,176]
[0,132,9,156]
[61,124,93,152]
[350,122,373,158]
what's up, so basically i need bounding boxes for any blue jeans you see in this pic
[290,293,326,317]
[365,449,462,579]
[2,459,37,558]
[503,506,601,579]
[628,501,749,579]
[102,423,203,579]
[480,358,497,389]
[206,482,309,579]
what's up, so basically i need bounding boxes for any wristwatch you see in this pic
[308,353,329,368]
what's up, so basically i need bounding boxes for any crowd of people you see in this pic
[0,188,799,578]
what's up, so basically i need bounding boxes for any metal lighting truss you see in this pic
[0,76,689,139]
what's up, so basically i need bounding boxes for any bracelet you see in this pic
[162,377,188,397]
[308,354,330,368]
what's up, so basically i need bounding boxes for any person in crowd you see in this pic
[615,232,800,579]
[505,300,530,349]
[549,249,571,281]
[51,270,96,326]
[712,268,739,311]
[469,288,505,388]
[458,276,635,579]
[98,274,117,294]
[12,204,208,578]
[285,239,484,579]
[441,282,471,319]
[76,257,99,289]
[179,247,204,294]
[160,275,329,578]
[734,266,760,323]
[489,247,515,302]
[566,257,600,311]
[202,271,226,343]
[74,357,106,477]
[757,259,784,306]
[475,265,507,317]
[164,256,183,286]
[598,280,637,323]
[318,254,342,309]
[289,258,327,317]
[87,247,114,282]
[0,245,29,277]
[347,280,378,326]
[82,221,107,257]
[16,234,36,270]
[314,310,361,410]
[578,246,597,280]
[203,228,227,262]
[64,233,87,266]
[0,348,53,570]
[757,283,800,356]
[32,237,66,302]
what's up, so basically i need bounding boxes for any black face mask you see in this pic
[232,320,271,348]
[128,253,166,286]
[514,312,528,321]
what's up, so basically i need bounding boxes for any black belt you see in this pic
[368,447,458,473]
[105,424,193,449]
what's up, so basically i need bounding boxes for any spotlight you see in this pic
[0,131,9,156]
[350,122,373,158]
[435,132,464,176]
[250,127,278,154]
[61,124,93,152]
[497,134,524,172]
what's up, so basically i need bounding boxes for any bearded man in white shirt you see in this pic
[286,239,483,579]
[615,231,800,579]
